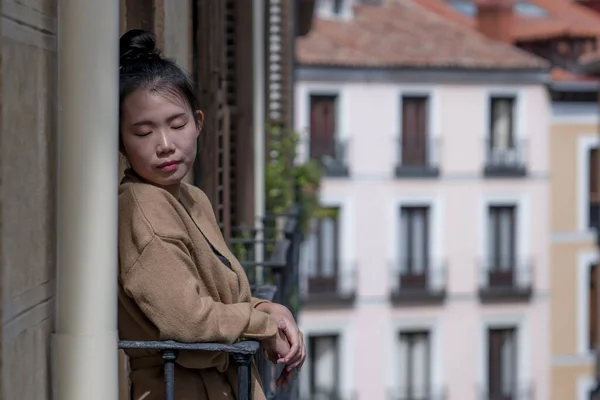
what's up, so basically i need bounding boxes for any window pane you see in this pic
[311,335,338,398]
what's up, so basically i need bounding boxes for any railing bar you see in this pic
[162,350,178,400]
[118,339,260,355]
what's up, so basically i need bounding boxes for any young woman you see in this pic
[117,29,305,400]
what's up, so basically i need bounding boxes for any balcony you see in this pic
[308,135,349,177]
[303,390,357,400]
[119,206,303,400]
[301,266,357,308]
[395,135,440,178]
[478,384,534,400]
[590,202,600,245]
[478,259,533,303]
[390,260,447,305]
[483,139,527,177]
[389,387,447,400]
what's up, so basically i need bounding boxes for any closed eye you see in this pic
[135,132,152,137]
[172,122,187,130]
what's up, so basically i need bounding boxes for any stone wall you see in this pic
[0,0,58,399]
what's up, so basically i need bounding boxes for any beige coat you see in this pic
[118,170,278,400]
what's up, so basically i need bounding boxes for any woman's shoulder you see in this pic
[119,179,186,241]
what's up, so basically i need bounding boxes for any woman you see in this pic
[117,29,305,400]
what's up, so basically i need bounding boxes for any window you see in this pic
[311,207,340,277]
[332,0,343,15]
[401,96,429,166]
[399,331,430,399]
[488,97,516,164]
[488,205,516,270]
[310,94,338,161]
[592,264,598,349]
[309,335,339,399]
[488,328,517,399]
[400,206,430,274]
[589,148,599,230]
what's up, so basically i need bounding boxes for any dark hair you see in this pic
[119,29,199,119]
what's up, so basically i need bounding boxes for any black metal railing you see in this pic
[118,340,259,400]
[390,260,447,305]
[307,135,349,177]
[388,387,446,400]
[483,138,527,177]
[478,258,534,302]
[478,384,534,400]
[395,135,440,178]
[230,205,304,399]
[301,265,357,307]
[118,205,304,400]
[590,203,600,245]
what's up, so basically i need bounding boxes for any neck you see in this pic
[162,183,181,199]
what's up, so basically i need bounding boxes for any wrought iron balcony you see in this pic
[478,258,533,303]
[307,135,349,177]
[478,384,534,400]
[390,260,447,305]
[118,205,303,400]
[395,135,440,178]
[590,203,600,246]
[483,138,528,177]
[300,265,357,308]
[390,386,447,400]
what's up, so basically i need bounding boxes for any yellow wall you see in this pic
[550,121,599,400]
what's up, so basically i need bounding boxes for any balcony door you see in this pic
[488,205,516,287]
[310,94,337,161]
[399,331,430,400]
[400,206,430,289]
[488,97,516,165]
[488,328,517,400]
[309,335,340,400]
[309,207,340,294]
[401,96,428,167]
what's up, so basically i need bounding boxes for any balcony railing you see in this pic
[389,386,447,400]
[390,260,447,305]
[590,203,600,246]
[303,390,357,400]
[395,135,440,178]
[483,138,527,177]
[308,135,349,177]
[118,205,303,400]
[300,265,357,307]
[478,258,533,303]
[478,384,534,400]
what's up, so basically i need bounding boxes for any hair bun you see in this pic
[120,29,161,64]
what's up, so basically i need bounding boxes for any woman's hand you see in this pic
[256,303,306,374]
[262,328,290,364]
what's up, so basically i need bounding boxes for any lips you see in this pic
[157,160,180,172]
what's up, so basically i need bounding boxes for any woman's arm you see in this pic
[121,234,278,344]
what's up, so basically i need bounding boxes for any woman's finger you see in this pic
[290,332,306,370]
[277,319,300,363]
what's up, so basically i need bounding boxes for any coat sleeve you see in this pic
[121,233,278,344]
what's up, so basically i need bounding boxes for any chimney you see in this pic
[475,0,514,44]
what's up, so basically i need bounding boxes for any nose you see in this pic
[156,129,175,155]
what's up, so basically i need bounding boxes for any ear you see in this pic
[195,110,204,139]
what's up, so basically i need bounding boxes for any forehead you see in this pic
[122,88,190,122]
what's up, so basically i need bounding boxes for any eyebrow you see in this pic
[132,112,188,127]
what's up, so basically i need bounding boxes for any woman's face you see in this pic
[120,88,203,191]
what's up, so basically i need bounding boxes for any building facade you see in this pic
[295,1,551,399]
[374,0,600,398]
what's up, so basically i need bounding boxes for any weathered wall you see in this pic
[0,0,57,398]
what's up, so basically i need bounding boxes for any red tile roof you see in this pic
[412,0,600,42]
[296,0,548,69]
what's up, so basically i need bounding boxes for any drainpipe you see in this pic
[253,0,266,283]
[53,1,119,399]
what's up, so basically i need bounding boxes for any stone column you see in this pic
[52,1,120,399]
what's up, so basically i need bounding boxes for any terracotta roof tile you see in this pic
[411,0,600,42]
[296,0,549,69]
